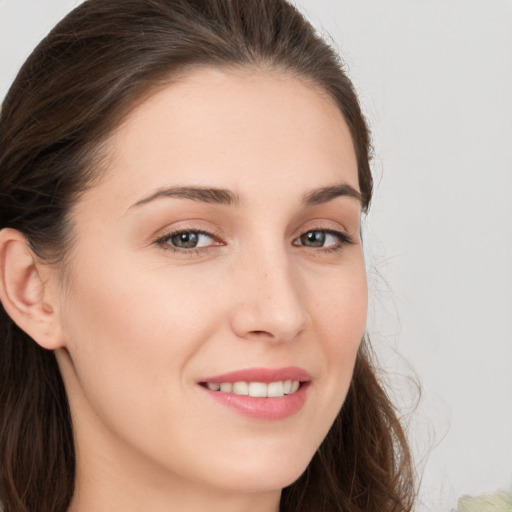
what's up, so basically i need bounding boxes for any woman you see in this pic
[0,1,414,511]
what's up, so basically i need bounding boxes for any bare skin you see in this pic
[0,68,367,512]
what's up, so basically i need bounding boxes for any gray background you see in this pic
[1,1,511,510]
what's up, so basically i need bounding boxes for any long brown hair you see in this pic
[0,1,414,510]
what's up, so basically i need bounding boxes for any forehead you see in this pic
[82,67,359,211]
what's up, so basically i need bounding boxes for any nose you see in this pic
[229,248,308,343]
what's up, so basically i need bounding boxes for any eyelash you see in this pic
[293,227,355,253]
[154,227,354,255]
[154,229,220,255]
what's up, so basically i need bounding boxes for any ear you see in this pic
[0,228,65,350]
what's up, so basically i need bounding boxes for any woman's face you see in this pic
[54,68,367,500]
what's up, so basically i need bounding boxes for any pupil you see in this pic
[303,231,325,247]
[172,232,198,248]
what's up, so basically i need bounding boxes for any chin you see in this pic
[205,447,314,494]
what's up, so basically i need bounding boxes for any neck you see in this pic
[68,446,281,512]
[69,481,280,512]
[67,411,281,512]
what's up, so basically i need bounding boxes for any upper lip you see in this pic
[199,366,311,384]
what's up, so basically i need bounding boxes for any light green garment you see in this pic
[457,490,512,512]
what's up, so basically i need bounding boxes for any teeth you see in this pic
[232,381,248,395]
[219,382,232,393]
[267,381,284,397]
[206,380,301,397]
[248,382,267,397]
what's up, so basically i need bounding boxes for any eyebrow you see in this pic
[129,183,361,209]
[301,184,362,206]
[130,186,240,208]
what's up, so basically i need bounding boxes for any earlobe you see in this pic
[0,228,65,350]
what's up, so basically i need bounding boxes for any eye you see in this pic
[293,229,353,250]
[156,229,217,251]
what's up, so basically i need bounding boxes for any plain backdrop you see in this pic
[1,1,511,511]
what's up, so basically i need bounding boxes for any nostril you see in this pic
[248,330,274,337]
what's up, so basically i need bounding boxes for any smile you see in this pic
[199,367,311,420]
[202,380,301,397]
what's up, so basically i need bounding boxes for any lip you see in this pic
[198,366,311,421]
[199,366,312,384]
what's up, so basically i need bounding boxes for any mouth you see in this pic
[198,367,311,420]
[199,379,303,397]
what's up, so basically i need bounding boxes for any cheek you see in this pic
[299,257,367,435]
[59,254,220,430]
[312,257,368,356]
[64,249,217,350]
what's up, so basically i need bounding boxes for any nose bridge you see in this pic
[230,240,308,342]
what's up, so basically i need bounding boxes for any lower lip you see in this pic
[200,383,310,421]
